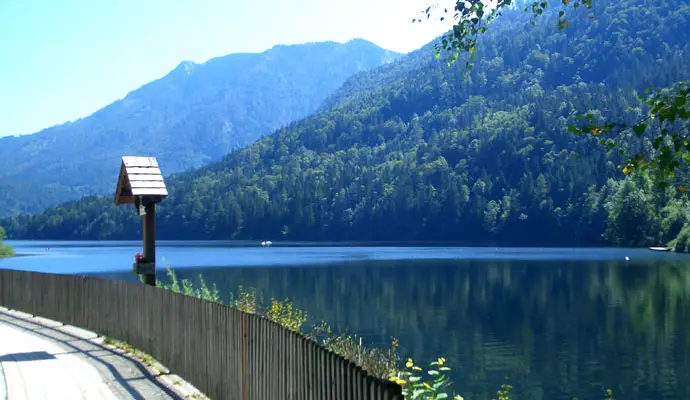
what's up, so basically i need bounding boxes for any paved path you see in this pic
[0,308,204,400]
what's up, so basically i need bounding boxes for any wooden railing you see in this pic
[0,269,403,400]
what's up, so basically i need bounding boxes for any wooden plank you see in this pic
[115,164,126,191]
[122,156,159,167]
[125,167,162,175]
[128,174,165,182]
[114,163,128,205]
[118,186,133,195]
[116,189,133,203]
[122,156,149,167]
[131,187,168,196]
[129,181,166,189]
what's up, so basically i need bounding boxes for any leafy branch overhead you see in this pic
[420,0,690,187]
[569,82,690,188]
[415,0,594,69]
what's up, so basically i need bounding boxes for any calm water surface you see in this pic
[3,240,690,400]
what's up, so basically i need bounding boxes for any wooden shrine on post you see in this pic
[113,156,168,286]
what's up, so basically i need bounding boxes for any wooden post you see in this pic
[142,202,157,286]
[114,156,168,285]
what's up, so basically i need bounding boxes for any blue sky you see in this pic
[0,0,453,137]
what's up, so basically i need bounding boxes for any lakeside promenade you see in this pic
[0,308,205,400]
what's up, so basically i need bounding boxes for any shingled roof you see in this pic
[114,156,168,205]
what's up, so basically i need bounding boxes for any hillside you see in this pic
[4,0,690,248]
[0,39,399,217]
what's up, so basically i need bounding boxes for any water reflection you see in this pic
[97,259,690,399]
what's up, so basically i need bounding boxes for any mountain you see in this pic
[4,0,690,249]
[0,39,399,217]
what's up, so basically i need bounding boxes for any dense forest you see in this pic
[4,0,690,250]
[0,40,398,217]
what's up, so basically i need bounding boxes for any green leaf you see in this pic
[673,95,687,108]
[433,380,448,390]
[437,394,449,399]
[633,122,647,137]
[674,137,683,152]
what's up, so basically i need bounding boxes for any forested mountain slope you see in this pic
[0,39,398,217]
[4,0,690,248]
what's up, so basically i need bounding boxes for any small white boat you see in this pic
[649,247,672,252]
[261,241,273,247]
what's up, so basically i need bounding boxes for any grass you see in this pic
[101,335,161,372]
[100,334,209,399]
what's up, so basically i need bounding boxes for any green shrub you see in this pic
[671,223,690,253]
[492,383,513,400]
[266,297,307,332]
[157,265,624,400]
[306,322,400,378]
[156,264,402,379]
[156,265,221,303]
[0,225,14,258]
[390,357,463,400]
[0,244,13,258]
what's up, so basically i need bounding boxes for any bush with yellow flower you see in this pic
[389,357,464,400]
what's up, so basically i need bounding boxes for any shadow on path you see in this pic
[0,351,56,362]
[0,310,184,400]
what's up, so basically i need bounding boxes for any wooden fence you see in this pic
[0,269,403,400]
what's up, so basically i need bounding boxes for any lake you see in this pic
[3,240,690,400]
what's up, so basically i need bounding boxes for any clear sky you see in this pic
[0,0,454,137]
